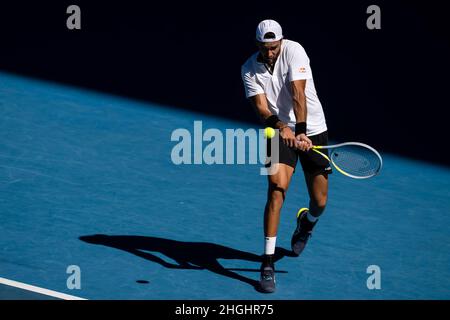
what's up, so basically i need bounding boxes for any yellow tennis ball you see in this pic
[264,127,276,139]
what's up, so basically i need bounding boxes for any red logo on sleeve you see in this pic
[299,67,306,73]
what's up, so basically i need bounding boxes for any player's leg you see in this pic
[291,131,331,256]
[291,172,329,256]
[260,132,298,293]
[260,163,294,293]
[305,171,328,221]
[264,163,294,238]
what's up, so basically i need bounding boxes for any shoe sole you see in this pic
[259,280,276,293]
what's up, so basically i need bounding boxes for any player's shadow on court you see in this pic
[79,234,295,292]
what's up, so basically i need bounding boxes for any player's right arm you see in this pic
[248,94,297,148]
[242,64,296,147]
[248,94,272,123]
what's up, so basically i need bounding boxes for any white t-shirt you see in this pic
[241,39,327,136]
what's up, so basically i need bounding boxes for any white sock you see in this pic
[307,211,318,223]
[264,236,277,255]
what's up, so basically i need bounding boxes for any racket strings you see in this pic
[330,145,381,178]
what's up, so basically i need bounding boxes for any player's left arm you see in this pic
[291,79,312,150]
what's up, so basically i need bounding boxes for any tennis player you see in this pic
[241,19,331,293]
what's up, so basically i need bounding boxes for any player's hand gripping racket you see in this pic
[304,142,383,179]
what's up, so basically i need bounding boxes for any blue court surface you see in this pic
[1,72,449,300]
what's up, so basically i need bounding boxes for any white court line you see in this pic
[0,277,87,300]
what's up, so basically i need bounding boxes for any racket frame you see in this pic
[311,142,383,179]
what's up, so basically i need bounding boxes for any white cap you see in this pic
[256,19,283,42]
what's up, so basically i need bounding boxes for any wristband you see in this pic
[295,122,307,135]
[264,115,281,129]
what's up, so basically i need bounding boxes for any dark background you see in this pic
[1,0,449,165]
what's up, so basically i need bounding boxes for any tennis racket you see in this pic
[306,142,383,179]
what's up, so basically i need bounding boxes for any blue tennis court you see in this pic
[1,72,449,300]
